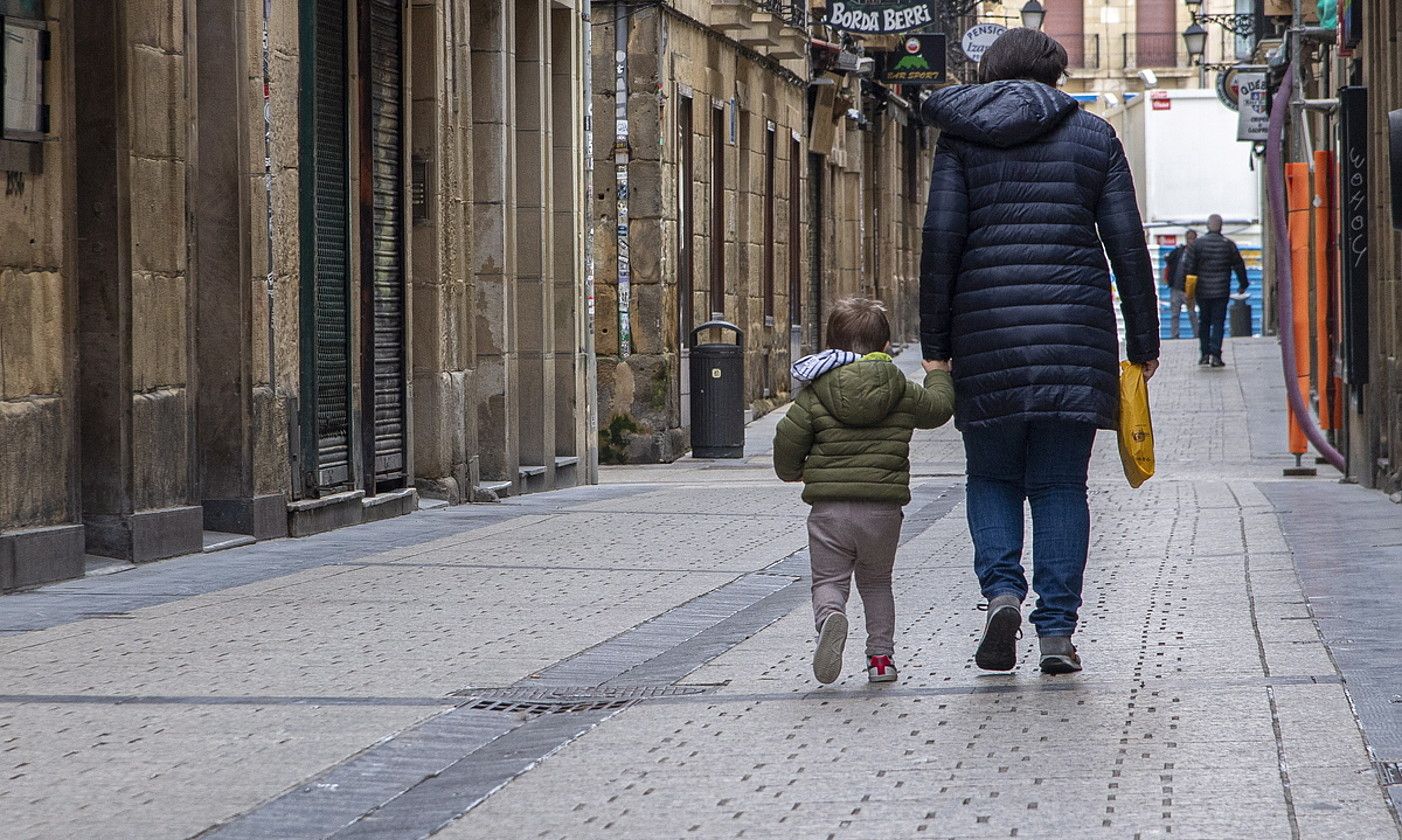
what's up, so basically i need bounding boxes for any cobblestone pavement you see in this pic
[2,339,1400,839]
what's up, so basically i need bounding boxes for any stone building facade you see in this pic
[1330,0,1402,490]
[980,0,1268,103]
[0,0,594,592]
[590,0,935,463]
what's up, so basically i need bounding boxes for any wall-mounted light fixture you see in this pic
[1020,0,1045,32]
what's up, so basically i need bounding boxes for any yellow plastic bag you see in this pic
[1185,273,1198,303]
[1118,361,1155,488]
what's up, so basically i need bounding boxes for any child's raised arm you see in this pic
[909,369,955,430]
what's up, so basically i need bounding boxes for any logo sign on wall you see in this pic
[1215,65,1267,114]
[1216,67,1242,112]
[1235,72,1268,141]
[823,0,936,35]
[960,23,1006,62]
[880,34,948,85]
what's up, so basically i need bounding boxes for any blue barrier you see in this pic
[1153,245,1264,340]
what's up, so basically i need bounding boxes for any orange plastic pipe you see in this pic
[1313,151,1336,431]
[1285,162,1312,456]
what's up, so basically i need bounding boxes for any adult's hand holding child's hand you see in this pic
[922,359,952,373]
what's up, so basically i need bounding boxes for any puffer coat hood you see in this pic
[809,360,908,427]
[918,80,1160,431]
[772,362,954,505]
[923,81,1080,149]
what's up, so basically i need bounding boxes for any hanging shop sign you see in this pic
[880,34,948,85]
[1235,71,1268,141]
[823,0,935,35]
[1339,0,1362,52]
[960,23,1006,62]
[1216,65,1269,113]
[1216,67,1241,112]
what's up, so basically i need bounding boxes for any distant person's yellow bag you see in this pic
[1118,362,1155,488]
[1185,274,1198,302]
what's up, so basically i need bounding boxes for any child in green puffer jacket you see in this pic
[773,298,954,686]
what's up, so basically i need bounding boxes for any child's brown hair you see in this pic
[826,298,891,355]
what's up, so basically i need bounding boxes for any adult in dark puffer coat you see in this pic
[1181,213,1248,367]
[918,29,1160,676]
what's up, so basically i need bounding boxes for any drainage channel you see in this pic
[203,484,962,840]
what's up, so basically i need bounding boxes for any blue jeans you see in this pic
[963,420,1097,638]
[1198,297,1228,357]
[1169,288,1197,339]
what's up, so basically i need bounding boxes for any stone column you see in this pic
[410,0,478,504]
[513,0,555,491]
[550,7,585,485]
[74,0,203,562]
[250,0,300,515]
[0,0,86,590]
[193,0,286,539]
[470,0,519,491]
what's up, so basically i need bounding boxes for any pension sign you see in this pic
[823,0,936,35]
[960,23,1006,62]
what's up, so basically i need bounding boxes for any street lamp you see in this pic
[1020,0,1045,31]
[1182,22,1208,62]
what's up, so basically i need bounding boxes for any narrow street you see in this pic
[3,339,1400,839]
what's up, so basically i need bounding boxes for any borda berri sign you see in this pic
[823,0,935,35]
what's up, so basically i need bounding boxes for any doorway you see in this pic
[678,93,694,426]
[808,152,824,348]
[298,0,354,495]
[358,0,408,493]
[788,135,802,363]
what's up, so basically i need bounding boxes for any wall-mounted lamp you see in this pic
[1020,0,1045,32]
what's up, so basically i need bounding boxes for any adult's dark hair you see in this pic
[826,298,891,355]
[977,28,1069,87]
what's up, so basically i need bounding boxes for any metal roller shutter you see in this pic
[366,0,406,484]
[300,0,352,491]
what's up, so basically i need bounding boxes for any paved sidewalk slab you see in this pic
[0,340,1398,839]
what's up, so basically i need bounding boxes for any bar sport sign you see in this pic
[823,0,935,35]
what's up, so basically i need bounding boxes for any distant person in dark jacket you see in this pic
[1181,214,1248,367]
[919,29,1160,675]
[1164,229,1198,340]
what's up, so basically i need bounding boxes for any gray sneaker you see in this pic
[813,613,849,684]
[1039,636,1082,674]
[974,594,1022,671]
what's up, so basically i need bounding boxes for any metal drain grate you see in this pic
[453,684,713,715]
[463,697,633,715]
[1376,762,1402,786]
